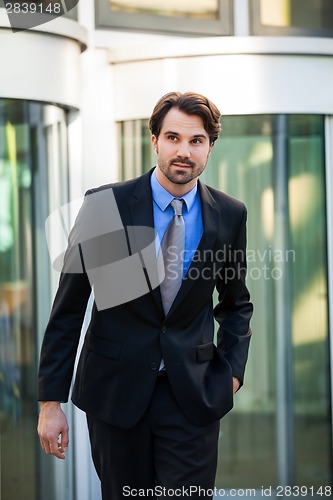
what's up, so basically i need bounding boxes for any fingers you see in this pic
[232,376,241,394]
[38,430,68,459]
[58,427,69,455]
[42,437,67,459]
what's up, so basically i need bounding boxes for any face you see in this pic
[152,108,213,196]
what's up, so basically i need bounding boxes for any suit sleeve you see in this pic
[214,205,253,385]
[37,193,93,402]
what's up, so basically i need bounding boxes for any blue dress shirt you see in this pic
[151,168,203,278]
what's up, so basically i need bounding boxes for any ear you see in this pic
[151,135,158,154]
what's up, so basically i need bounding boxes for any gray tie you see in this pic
[160,199,185,315]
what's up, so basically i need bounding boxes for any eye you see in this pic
[192,138,202,144]
[167,135,178,141]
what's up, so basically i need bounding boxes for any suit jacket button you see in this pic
[151,362,158,371]
[161,326,167,334]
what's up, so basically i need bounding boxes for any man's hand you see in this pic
[37,401,69,459]
[232,377,241,394]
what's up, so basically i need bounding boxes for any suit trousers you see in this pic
[86,376,220,500]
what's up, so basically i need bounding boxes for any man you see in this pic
[38,92,253,499]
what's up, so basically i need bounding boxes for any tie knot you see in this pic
[170,199,184,216]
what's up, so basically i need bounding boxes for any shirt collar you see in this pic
[151,168,198,212]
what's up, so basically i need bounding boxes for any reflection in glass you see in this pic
[259,0,333,30]
[109,0,219,19]
[118,114,332,488]
[260,0,291,26]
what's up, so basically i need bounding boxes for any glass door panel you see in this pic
[0,100,70,500]
[0,102,37,500]
[203,115,278,488]
[288,116,331,486]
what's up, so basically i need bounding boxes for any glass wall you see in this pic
[251,0,333,35]
[118,114,332,489]
[205,114,331,489]
[0,100,70,500]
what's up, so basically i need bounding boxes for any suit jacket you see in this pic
[38,168,253,428]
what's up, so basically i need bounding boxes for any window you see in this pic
[95,0,233,36]
[251,0,333,36]
[109,0,219,19]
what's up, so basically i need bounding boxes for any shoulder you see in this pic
[199,181,246,216]
[84,168,153,199]
[85,176,139,197]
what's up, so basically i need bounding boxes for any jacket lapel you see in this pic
[128,169,164,313]
[129,169,155,229]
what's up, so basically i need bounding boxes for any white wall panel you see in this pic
[0,13,87,109]
[111,37,333,119]
[113,59,167,121]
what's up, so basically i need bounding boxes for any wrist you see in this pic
[39,401,61,408]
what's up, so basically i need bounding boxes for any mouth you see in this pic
[172,162,193,169]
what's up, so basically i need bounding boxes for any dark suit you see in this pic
[38,168,253,498]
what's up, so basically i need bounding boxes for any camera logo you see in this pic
[3,1,79,32]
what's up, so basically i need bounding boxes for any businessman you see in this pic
[37,91,253,499]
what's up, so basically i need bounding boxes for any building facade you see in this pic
[0,1,332,499]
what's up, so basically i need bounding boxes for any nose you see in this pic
[177,141,190,158]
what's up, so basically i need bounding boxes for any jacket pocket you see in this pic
[85,334,122,360]
[196,341,214,363]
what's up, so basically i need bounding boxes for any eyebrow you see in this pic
[163,130,208,140]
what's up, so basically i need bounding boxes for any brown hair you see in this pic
[148,91,221,145]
